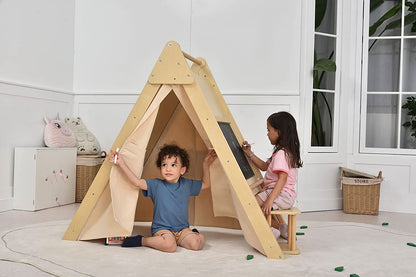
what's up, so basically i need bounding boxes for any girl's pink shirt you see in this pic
[263,149,297,198]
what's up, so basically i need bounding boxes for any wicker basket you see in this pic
[76,154,105,202]
[340,167,383,215]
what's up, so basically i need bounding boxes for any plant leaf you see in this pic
[384,11,416,31]
[406,0,416,12]
[369,3,402,36]
[314,59,336,72]
[370,0,384,12]
[312,92,325,145]
[315,0,327,29]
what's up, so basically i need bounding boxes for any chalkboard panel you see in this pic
[218,122,254,180]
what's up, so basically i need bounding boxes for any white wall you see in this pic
[73,0,191,93]
[73,0,301,94]
[0,0,75,210]
[0,0,75,91]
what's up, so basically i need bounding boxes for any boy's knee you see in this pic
[162,238,177,253]
[188,234,205,251]
[159,233,177,252]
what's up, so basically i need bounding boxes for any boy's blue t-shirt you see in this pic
[143,177,202,234]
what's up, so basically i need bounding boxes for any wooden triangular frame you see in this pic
[64,41,285,259]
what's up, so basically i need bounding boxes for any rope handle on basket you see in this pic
[339,169,383,189]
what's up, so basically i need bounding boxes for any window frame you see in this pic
[307,0,342,153]
[360,0,416,155]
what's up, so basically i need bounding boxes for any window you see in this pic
[310,0,340,151]
[361,0,416,153]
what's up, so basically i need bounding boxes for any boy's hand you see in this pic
[204,149,217,166]
[108,149,124,166]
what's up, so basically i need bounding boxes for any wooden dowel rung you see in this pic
[182,51,202,65]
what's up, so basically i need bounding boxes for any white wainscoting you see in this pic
[297,153,345,212]
[0,81,74,211]
[347,155,416,214]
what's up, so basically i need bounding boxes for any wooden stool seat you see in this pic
[266,207,301,255]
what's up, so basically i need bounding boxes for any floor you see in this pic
[1,204,416,276]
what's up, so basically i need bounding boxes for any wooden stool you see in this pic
[266,207,301,254]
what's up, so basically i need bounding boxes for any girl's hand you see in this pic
[261,198,274,215]
[242,140,252,155]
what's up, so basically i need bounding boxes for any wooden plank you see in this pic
[149,41,194,85]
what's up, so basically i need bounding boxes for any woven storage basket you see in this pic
[340,167,383,215]
[76,154,105,202]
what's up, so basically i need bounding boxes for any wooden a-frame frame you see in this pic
[63,41,286,259]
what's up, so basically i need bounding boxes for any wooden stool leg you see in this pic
[288,215,297,251]
[266,214,272,226]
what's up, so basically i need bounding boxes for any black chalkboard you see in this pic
[218,122,254,180]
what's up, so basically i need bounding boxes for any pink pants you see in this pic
[256,189,295,210]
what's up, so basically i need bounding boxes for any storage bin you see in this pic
[340,167,383,215]
[14,147,77,210]
[76,153,105,202]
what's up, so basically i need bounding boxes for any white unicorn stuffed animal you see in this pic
[43,116,76,148]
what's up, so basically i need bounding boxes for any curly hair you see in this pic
[156,144,190,171]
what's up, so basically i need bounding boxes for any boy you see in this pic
[108,144,217,252]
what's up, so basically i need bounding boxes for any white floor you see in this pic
[1,204,416,276]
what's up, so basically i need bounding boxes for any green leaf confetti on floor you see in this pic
[334,266,344,272]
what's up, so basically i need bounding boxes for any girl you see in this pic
[242,111,302,239]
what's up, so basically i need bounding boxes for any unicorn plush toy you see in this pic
[43,116,76,148]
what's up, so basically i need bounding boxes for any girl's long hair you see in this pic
[268,112,303,168]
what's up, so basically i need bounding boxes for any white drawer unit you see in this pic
[13,147,77,211]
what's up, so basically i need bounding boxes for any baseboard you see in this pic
[0,198,14,212]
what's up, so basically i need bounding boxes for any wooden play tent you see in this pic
[64,41,288,259]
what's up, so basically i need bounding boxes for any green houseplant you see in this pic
[312,0,337,146]
[402,96,416,138]
[369,0,416,146]
[369,0,416,48]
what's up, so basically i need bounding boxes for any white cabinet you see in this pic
[13,147,77,211]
